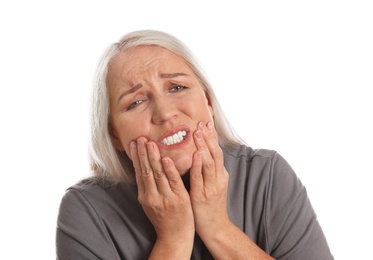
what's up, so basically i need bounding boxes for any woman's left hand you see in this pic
[189,122,230,239]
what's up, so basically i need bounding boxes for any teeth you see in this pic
[161,131,187,146]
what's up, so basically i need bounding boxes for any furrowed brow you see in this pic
[116,83,143,105]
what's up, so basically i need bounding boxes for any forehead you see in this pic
[108,45,193,80]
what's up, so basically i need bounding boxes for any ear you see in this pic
[109,124,125,151]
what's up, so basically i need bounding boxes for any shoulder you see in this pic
[56,178,126,259]
[222,144,284,164]
[222,144,300,196]
[58,178,109,210]
[222,144,288,174]
[58,178,111,223]
[60,177,137,212]
[67,177,113,193]
[65,178,108,196]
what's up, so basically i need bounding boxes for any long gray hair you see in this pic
[89,30,244,183]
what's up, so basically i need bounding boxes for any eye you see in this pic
[170,85,187,92]
[127,100,143,110]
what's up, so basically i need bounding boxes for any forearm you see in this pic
[149,238,193,260]
[200,222,274,260]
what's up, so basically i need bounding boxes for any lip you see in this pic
[157,125,191,150]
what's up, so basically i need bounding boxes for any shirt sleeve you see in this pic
[56,188,120,260]
[265,152,334,260]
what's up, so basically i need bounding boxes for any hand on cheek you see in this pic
[190,122,230,238]
[130,137,195,244]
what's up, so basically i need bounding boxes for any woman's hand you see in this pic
[189,122,230,239]
[189,122,274,259]
[130,137,195,258]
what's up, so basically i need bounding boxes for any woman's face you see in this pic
[108,46,214,175]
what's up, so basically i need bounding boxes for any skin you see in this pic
[108,46,214,175]
[108,46,273,259]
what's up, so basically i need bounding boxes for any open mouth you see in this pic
[160,130,187,146]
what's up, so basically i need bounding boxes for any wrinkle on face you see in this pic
[106,45,214,174]
[108,47,167,92]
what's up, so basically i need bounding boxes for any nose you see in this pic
[151,97,178,125]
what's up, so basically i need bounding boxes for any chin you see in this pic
[177,166,191,176]
[160,146,194,176]
[172,155,193,176]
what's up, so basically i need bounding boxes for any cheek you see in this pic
[196,92,214,118]
[116,119,150,158]
[196,98,214,121]
[121,132,135,160]
[181,96,211,117]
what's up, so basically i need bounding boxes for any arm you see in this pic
[189,122,274,259]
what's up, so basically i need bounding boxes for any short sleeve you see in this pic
[56,188,120,260]
[265,152,334,260]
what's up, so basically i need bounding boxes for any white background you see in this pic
[1,1,372,259]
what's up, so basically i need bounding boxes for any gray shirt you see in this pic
[56,145,334,259]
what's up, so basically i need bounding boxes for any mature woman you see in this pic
[56,30,333,259]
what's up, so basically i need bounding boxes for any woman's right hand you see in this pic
[130,137,195,259]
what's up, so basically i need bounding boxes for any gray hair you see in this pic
[89,30,244,183]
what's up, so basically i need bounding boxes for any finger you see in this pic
[189,151,203,192]
[205,121,219,141]
[202,123,229,191]
[193,123,216,185]
[146,141,172,194]
[137,137,158,194]
[161,157,185,193]
[130,141,145,194]
[202,122,224,171]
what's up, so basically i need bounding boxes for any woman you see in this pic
[56,30,333,259]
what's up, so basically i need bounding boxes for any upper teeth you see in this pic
[161,131,187,146]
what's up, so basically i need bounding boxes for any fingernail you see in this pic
[130,141,136,149]
[137,137,146,146]
[195,130,202,139]
[207,121,214,131]
[198,122,205,131]
[162,157,170,166]
[146,142,153,150]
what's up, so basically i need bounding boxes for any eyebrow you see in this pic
[160,72,189,78]
[116,83,143,105]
